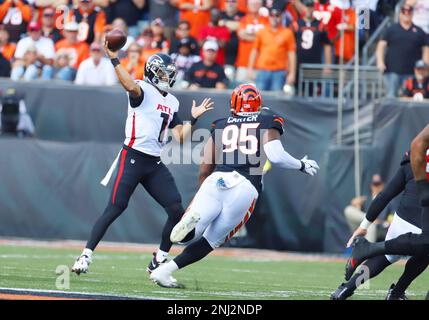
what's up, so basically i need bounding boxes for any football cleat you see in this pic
[71,254,92,275]
[385,283,408,300]
[146,252,167,274]
[170,211,201,243]
[330,283,354,300]
[345,237,369,281]
[150,265,184,289]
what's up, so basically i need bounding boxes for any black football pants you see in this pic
[86,145,184,252]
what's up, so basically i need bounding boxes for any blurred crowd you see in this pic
[0,0,427,96]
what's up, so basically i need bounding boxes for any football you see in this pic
[106,29,127,51]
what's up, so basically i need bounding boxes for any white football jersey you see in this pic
[123,80,180,156]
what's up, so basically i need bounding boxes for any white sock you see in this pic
[164,260,179,273]
[83,248,93,257]
[156,250,168,262]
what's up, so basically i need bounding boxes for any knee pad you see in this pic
[416,180,429,207]
[165,202,184,222]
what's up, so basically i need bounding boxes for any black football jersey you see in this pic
[210,113,285,193]
[293,18,331,64]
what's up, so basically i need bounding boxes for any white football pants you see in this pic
[184,171,259,249]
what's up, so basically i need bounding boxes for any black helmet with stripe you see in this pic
[145,53,177,91]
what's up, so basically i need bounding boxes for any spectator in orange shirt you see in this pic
[137,28,160,65]
[248,8,297,91]
[55,21,90,70]
[333,2,355,63]
[178,0,212,38]
[217,0,247,13]
[69,0,106,44]
[235,0,268,83]
[41,7,62,43]
[120,42,145,80]
[0,25,15,61]
[0,0,32,42]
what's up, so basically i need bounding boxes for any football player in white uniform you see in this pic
[72,42,214,275]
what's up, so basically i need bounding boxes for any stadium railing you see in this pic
[298,64,383,101]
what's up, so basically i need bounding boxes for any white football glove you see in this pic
[300,156,320,176]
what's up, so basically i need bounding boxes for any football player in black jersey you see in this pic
[332,151,429,300]
[149,83,319,287]
[346,124,429,294]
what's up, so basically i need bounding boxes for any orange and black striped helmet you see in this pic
[230,83,262,116]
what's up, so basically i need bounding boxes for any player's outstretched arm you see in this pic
[172,98,214,144]
[262,129,319,176]
[104,40,141,98]
[411,123,429,181]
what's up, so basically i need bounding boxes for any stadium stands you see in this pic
[1,0,426,97]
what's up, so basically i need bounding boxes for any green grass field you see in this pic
[1,245,428,300]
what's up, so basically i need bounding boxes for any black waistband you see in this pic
[123,145,161,160]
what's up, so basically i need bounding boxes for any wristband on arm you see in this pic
[111,58,120,67]
[359,218,372,230]
[191,116,198,126]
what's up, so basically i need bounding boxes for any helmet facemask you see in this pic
[148,61,177,91]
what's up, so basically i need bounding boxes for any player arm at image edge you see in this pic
[411,123,429,181]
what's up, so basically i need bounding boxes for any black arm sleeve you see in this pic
[366,167,406,222]
[129,87,144,108]
[168,112,183,129]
